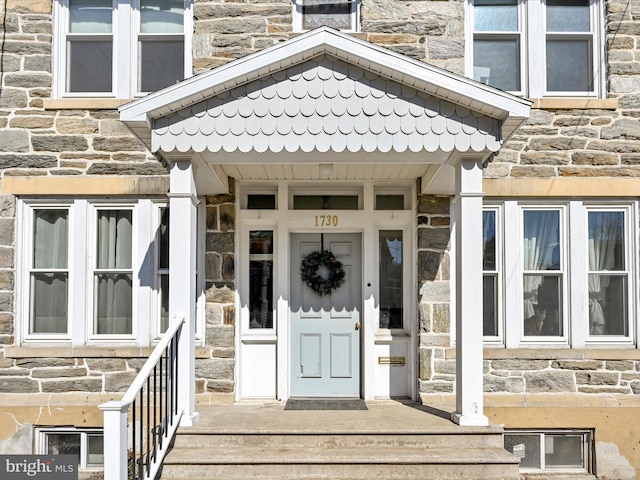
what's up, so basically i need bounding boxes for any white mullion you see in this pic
[71,200,88,345]
[116,0,133,98]
[503,201,520,348]
[136,200,152,345]
[184,0,194,80]
[569,201,586,348]
[527,0,544,98]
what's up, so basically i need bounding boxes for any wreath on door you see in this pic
[300,250,346,296]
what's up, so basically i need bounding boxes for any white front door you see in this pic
[290,233,361,397]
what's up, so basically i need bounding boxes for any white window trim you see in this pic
[492,200,638,349]
[465,0,606,98]
[292,0,361,33]
[36,427,104,470]
[52,0,193,99]
[483,204,504,345]
[18,199,170,347]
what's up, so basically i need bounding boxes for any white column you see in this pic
[451,157,488,427]
[169,159,200,426]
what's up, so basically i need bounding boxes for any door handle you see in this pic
[355,322,361,331]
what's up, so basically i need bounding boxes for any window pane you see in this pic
[379,231,403,329]
[483,274,498,336]
[545,434,585,468]
[47,433,81,463]
[141,0,184,33]
[546,0,590,32]
[474,0,518,31]
[160,274,169,332]
[86,434,104,466]
[33,209,68,269]
[302,0,351,30]
[69,0,112,33]
[504,434,541,469]
[139,39,184,92]
[31,273,68,334]
[588,211,624,271]
[483,210,496,270]
[546,39,593,92]
[68,40,113,93]
[294,195,359,210]
[523,210,560,271]
[95,273,133,334]
[589,274,627,336]
[97,210,132,269]
[376,195,405,210]
[159,208,169,270]
[249,231,273,329]
[247,195,276,210]
[473,39,520,91]
[524,274,562,336]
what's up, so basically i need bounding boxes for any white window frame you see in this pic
[53,0,193,99]
[36,427,104,471]
[482,205,504,344]
[466,0,605,98]
[18,199,170,346]
[488,200,637,349]
[292,0,360,33]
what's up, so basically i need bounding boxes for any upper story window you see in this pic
[54,0,192,98]
[293,0,360,32]
[483,201,636,347]
[468,0,603,97]
[19,199,170,346]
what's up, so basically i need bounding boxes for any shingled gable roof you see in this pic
[120,27,530,152]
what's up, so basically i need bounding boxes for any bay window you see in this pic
[55,0,192,98]
[19,200,169,345]
[483,201,636,347]
[469,0,603,97]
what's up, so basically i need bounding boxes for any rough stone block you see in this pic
[419,381,453,393]
[417,227,450,250]
[86,162,167,176]
[505,377,525,393]
[205,283,235,303]
[483,375,506,392]
[206,232,234,253]
[9,116,54,129]
[56,118,99,135]
[219,203,235,231]
[41,379,103,392]
[85,358,127,372]
[528,137,588,151]
[0,130,30,152]
[0,154,58,169]
[205,325,234,348]
[524,371,575,393]
[520,152,570,165]
[92,136,146,152]
[31,367,88,378]
[16,358,75,368]
[492,359,550,371]
[0,377,39,393]
[419,281,450,303]
[551,360,603,370]
[206,252,221,281]
[105,371,137,392]
[4,73,51,88]
[434,359,456,375]
[601,118,640,140]
[195,358,235,380]
[221,253,234,281]
[0,247,14,268]
[206,379,234,393]
[571,151,619,165]
[419,348,432,380]
[432,304,449,333]
[31,135,88,152]
[575,372,619,386]
[417,196,450,215]
[418,251,444,282]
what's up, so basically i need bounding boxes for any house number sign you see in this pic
[314,215,339,227]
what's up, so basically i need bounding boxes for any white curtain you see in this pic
[588,212,621,335]
[31,210,68,334]
[95,211,133,334]
[522,211,558,319]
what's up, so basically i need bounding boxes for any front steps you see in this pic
[158,402,521,480]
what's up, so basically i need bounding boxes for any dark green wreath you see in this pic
[300,250,346,296]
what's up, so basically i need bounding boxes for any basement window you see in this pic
[37,427,104,471]
[504,430,592,473]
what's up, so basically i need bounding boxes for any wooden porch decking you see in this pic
[158,401,523,480]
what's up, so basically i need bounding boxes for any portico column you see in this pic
[451,157,488,427]
[169,159,199,426]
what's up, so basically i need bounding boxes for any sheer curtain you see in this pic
[523,211,559,320]
[588,212,622,335]
[31,210,68,334]
[95,210,133,335]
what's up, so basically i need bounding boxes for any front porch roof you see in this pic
[120,27,530,194]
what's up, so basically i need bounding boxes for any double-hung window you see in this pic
[293,0,360,32]
[469,0,603,97]
[55,0,192,98]
[20,200,170,345]
[483,201,636,347]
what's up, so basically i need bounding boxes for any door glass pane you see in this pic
[34,209,68,269]
[474,0,518,31]
[69,0,112,33]
[302,0,351,30]
[546,0,590,32]
[31,273,68,334]
[546,39,593,92]
[473,38,520,91]
[379,231,403,329]
[68,40,113,93]
[140,0,184,33]
[545,434,585,468]
[250,231,273,329]
[504,434,542,469]
[139,39,184,92]
[376,195,405,210]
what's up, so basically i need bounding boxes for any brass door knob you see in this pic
[355,322,361,330]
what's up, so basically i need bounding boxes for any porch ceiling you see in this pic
[120,27,530,194]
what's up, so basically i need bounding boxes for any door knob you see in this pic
[355,322,361,330]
